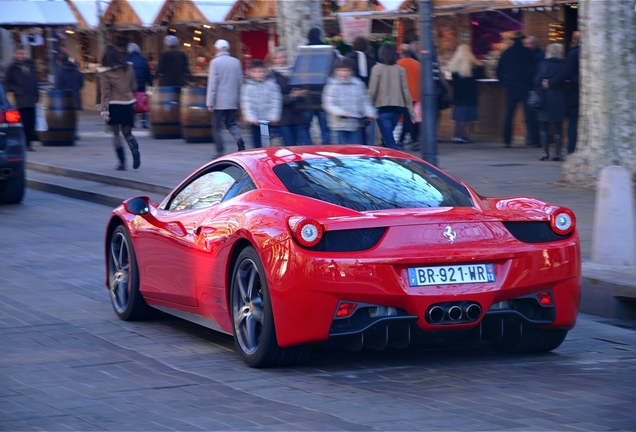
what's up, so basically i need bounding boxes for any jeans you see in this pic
[376,111,401,149]
[336,129,363,145]
[298,110,330,145]
[503,89,533,146]
[399,110,419,144]
[18,107,36,148]
[250,124,263,148]
[567,104,579,154]
[364,119,376,146]
[213,109,243,152]
[278,124,300,146]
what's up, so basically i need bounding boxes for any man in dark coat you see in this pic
[563,31,580,154]
[155,35,192,87]
[523,36,545,147]
[126,43,153,128]
[3,45,39,151]
[54,52,84,110]
[496,31,534,148]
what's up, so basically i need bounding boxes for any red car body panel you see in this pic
[105,146,581,348]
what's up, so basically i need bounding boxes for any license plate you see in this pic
[407,264,496,287]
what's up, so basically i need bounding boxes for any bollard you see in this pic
[591,165,636,265]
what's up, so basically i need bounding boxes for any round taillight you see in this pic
[5,110,21,123]
[291,218,323,247]
[550,208,575,235]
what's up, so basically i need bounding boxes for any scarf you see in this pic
[356,51,368,78]
[272,65,293,77]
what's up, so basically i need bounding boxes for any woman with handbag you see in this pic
[125,43,152,128]
[534,43,567,161]
[448,44,484,143]
[98,44,141,170]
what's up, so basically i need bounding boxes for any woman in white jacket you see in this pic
[322,58,377,145]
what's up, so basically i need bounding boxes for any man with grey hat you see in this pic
[155,35,192,87]
[496,30,535,148]
[206,39,245,156]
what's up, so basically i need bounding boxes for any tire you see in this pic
[0,168,25,204]
[107,225,157,321]
[497,327,568,353]
[230,246,311,368]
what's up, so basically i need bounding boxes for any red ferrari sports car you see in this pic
[105,145,580,367]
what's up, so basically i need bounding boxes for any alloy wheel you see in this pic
[109,231,131,314]
[232,258,265,355]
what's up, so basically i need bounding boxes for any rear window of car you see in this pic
[273,156,473,211]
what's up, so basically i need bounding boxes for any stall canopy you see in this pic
[398,0,571,15]
[103,0,164,28]
[155,0,235,25]
[66,0,111,30]
[0,0,78,26]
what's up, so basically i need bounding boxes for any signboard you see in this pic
[337,12,373,44]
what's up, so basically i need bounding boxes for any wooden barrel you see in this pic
[180,87,213,143]
[39,89,77,146]
[150,86,181,139]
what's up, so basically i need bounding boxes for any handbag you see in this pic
[527,89,543,110]
[133,91,149,114]
[414,101,422,123]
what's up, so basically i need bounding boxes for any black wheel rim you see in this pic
[109,231,131,314]
[232,258,264,355]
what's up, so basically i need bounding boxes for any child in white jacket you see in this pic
[322,57,377,145]
[240,60,282,148]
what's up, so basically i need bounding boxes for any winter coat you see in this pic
[451,66,485,107]
[206,52,243,110]
[534,58,567,123]
[368,64,416,121]
[155,48,191,87]
[125,52,153,92]
[496,40,534,93]
[54,61,84,110]
[550,47,579,107]
[3,59,39,109]
[97,64,136,116]
[271,70,303,126]
[397,57,421,103]
[240,77,282,124]
[322,76,376,131]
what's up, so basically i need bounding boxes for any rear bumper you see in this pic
[261,237,581,348]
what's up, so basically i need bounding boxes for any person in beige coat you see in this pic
[368,44,416,150]
[98,44,140,170]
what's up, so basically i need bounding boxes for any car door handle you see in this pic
[195,226,217,236]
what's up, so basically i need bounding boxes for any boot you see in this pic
[552,133,564,161]
[115,147,126,170]
[538,129,550,161]
[126,136,141,169]
[237,138,245,151]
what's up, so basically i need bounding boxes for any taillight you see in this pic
[288,217,323,247]
[550,208,575,235]
[3,110,21,123]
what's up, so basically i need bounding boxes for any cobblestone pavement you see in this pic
[1,190,636,431]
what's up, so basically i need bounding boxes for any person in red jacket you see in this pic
[396,44,421,148]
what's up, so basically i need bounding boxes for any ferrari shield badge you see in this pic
[443,226,457,244]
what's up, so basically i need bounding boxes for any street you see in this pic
[1,190,636,431]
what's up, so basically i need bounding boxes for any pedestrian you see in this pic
[396,44,421,148]
[297,27,332,145]
[535,43,567,161]
[523,36,545,148]
[3,44,39,151]
[206,39,245,157]
[346,36,378,146]
[155,35,193,87]
[125,43,152,129]
[368,44,416,150]
[269,47,307,146]
[98,44,141,171]
[54,52,84,140]
[240,60,282,149]
[496,31,534,148]
[322,57,377,145]
[448,44,484,144]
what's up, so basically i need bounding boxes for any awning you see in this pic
[0,0,79,26]
[67,0,111,30]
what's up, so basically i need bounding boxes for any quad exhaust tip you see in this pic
[0,168,13,179]
[426,302,482,324]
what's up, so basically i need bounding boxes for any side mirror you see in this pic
[123,196,151,215]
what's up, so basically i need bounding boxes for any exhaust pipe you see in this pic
[446,305,462,321]
[0,168,13,179]
[464,303,482,321]
[427,305,445,323]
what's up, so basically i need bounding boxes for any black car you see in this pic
[0,84,26,204]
